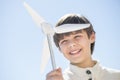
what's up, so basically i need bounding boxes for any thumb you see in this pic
[56,67,62,72]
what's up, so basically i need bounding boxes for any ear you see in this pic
[90,32,96,43]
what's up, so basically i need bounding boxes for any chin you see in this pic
[70,60,83,64]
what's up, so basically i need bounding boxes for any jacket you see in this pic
[63,61,120,80]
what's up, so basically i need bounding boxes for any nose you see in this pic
[68,40,77,49]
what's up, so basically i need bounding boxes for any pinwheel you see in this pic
[23,2,56,74]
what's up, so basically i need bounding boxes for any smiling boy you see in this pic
[46,14,120,80]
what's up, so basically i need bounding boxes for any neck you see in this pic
[71,59,96,68]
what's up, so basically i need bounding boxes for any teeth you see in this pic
[71,50,79,53]
[70,50,80,55]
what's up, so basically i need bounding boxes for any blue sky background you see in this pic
[1,0,120,80]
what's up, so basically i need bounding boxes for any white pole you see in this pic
[47,34,56,70]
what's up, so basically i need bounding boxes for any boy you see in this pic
[46,14,120,80]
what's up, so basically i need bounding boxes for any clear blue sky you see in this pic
[1,0,120,80]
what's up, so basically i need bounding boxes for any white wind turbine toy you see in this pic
[23,2,56,74]
[23,1,90,74]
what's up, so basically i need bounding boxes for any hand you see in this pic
[46,67,64,80]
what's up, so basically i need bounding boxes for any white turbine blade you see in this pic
[23,1,55,72]
[23,2,54,34]
[24,2,45,27]
[41,23,54,34]
[40,38,50,74]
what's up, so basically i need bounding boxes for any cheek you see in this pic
[77,39,87,46]
[59,46,69,56]
[83,42,91,55]
[79,39,91,50]
[60,46,67,53]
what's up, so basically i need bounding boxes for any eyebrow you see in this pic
[58,29,83,41]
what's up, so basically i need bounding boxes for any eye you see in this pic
[74,35,82,39]
[59,40,68,45]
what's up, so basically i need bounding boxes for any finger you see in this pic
[56,67,62,75]
[46,75,63,80]
[46,68,62,77]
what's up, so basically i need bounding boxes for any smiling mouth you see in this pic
[69,49,82,55]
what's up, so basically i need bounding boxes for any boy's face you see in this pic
[58,30,95,65]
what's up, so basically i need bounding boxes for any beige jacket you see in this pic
[63,61,120,80]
